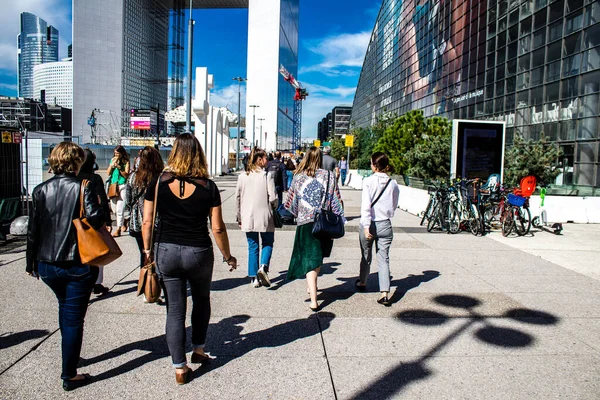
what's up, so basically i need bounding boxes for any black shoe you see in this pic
[93,284,109,295]
[355,279,367,292]
[63,374,92,391]
[377,296,391,306]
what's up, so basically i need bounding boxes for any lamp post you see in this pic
[232,77,246,170]
[185,0,194,133]
[249,104,259,148]
[258,118,265,148]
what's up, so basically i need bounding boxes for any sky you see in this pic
[0,0,380,139]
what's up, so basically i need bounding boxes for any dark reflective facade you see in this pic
[352,0,600,188]
[18,12,59,99]
[277,0,299,150]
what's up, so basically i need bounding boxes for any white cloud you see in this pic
[0,0,72,72]
[301,81,356,140]
[209,83,247,114]
[0,82,18,91]
[299,31,370,77]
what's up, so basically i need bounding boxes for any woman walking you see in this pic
[338,156,348,186]
[355,152,400,306]
[107,145,130,237]
[27,142,105,391]
[285,146,343,311]
[142,133,237,385]
[235,147,277,288]
[125,146,164,269]
[77,148,112,295]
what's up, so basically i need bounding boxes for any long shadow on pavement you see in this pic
[346,294,559,399]
[0,329,50,350]
[79,312,335,385]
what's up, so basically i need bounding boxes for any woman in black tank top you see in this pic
[142,134,237,385]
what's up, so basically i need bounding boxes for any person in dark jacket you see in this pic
[77,148,112,295]
[267,151,287,206]
[27,142,105,392]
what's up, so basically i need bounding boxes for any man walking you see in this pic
[322,146,339,180]
[267,151,287,206]
[338,156,348,186]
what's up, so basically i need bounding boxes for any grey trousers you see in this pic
[359,219,393,292]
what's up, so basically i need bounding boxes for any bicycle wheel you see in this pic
[513,207,527,236]
[468,204,481,236]
[427,204,440,232]
[447,203,461,234]
[522,206,532,235]
[501,206,514,237]
[420,197,433,226]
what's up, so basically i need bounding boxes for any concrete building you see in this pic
[72,0,298,152]
[18,12,59,99]
[317,106,351,142]
[33,59,73,109]
[352,0,600,190]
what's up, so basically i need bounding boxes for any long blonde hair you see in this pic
[295,146,322,177]
[166,133,209,178]
[246,147,267,175]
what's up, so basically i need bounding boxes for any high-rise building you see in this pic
[352,0,600,189]
[74,0,297,150]
[247,0,299,151]
[73,0,169,142]
[317,106,351,141]
[33,59,73,109]
[17,12,59,99]
[68,44,72,58]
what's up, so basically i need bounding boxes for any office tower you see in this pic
[33,60,73,109]
[17,12,59,99]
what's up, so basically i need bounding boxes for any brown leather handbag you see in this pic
[137,177,162,303]
[73,180,123,266]
[107,182,119,198]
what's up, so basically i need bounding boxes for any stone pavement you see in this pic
[1,175,599,399]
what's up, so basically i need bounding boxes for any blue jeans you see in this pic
[155,243,214,368]
[38,262,98,380]
[246,232,274,277]
[286,170,294,189]
[340,169,347,186]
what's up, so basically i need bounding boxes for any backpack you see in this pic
[267,159,284,188]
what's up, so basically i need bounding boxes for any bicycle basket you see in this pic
[507,193,526,207]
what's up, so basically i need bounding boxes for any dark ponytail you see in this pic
[371,152,394,173]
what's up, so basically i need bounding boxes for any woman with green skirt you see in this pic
[284,146,344,311]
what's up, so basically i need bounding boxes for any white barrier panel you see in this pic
[344,172,599,223]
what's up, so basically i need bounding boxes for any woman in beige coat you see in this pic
[235,148,277,288]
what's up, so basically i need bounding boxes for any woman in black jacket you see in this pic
[77,148,112,295]
[27,142,105,391]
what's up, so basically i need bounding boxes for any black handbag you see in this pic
[312,171,345,239]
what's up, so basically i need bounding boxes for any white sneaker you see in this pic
[257,265,271,287]
[251,277,262,288]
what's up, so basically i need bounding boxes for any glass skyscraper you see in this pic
[352,0,600,189]
[18,12,59,99]
[277,0,299,150]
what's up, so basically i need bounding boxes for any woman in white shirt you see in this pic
[235,148,278,288]
[355,152,400,306]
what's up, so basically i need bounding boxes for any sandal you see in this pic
[377,295,391,307]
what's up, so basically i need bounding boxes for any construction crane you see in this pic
[279,64,308,151]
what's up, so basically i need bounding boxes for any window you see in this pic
[546,60,562,81]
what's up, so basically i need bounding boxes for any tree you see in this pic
[374,110,427,175]
[406,135,452,180]
[503,133,563,187]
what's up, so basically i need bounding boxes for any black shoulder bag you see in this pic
[312,171,345,239]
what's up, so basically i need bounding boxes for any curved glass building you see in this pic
[352,0,600,188]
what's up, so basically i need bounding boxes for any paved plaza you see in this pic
[1,175,599,399]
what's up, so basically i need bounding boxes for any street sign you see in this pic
[323,141,331,147]
[12,132,22,144]
[345,135,354,147]
[2,131,13,143]
[314,139,321,147]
